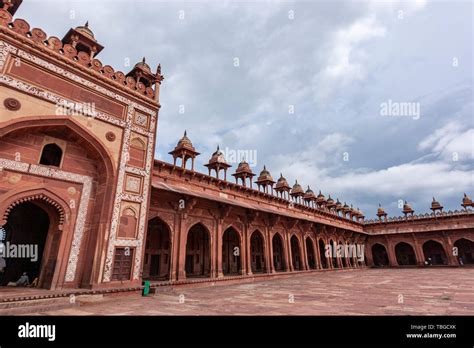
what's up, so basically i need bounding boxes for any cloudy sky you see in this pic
[18,0,473,217]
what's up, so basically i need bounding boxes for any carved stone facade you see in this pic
[0,1,472,291]
[0,1,162,289]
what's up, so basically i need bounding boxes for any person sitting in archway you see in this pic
[15,272,30,287]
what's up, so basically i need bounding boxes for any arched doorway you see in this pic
[1,201,61,289]
[372,243,389,267]
[329,240,338,268]
[318,239,327,269]
[0,116,116,289]
[423,240,447,265]
[290,235,302,270]
[395,242,417,266]
[306,238,316,269]
[222,227,241,275]
[144,217,171,280]
[185,224,211,278]
[272,233,285,272]
[250,231,265,273]
[454,238,474,265]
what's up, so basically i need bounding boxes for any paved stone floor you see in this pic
[36,268,474,315]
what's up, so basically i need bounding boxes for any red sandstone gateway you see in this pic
[0,0,472,297]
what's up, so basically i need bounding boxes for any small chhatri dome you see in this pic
[134,57,152,73]
[174,130,196,152]
[235,160,252,174]
[357,208,364,218]
[208,145,228,165]
[431,197,443,211]
[376,203,387,218]
[403,201,414,214]
[335,198,343,209]
[316,190,326,204]
[168,130,200,170]
[342,202,351,212]
[275,173,291,191]
[326,195,336,208]
[304,186,315,200]
[277,173,288,184]
[290,180,304,195]
[462,193,473,208]
[326,195,334,204]
[257,165,274,182]
[75,21,95,40]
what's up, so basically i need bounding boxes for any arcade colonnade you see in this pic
[367,236,474,267]
[144,201,368,282]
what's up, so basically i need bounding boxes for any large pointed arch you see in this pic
[0,115,117,288]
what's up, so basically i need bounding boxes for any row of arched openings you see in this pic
[371,239,474,266]
[144,218,369,279]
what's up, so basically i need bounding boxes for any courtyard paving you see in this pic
[36,268,474,315]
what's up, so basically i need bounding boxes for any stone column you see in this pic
[240,228,247,275]
[287,233,294,271]
[302,236,309,270]
[413,238,425,266]
[443,233,458,266]
[283,233,290,272]
[365,242,374,267]
[386,237,397,267]
[264,230,271,273]
[246,226,253,275]
[268,230,276,273]
[176,214,187,280]
[169,213,180,281]
[216,218,224,278]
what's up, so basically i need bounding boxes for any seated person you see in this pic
[16,272,29,287]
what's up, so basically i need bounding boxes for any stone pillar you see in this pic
[385,237,397,267]
[264,230,271,273]
[216,218,224,278]
[287,233,294,271]
[283,232,290,272]
[268,230,276,273]
[314,238,322,269]
[176,214,187,280]
[302,237,309,270]
[413,238,425,266]
[365,242,374,267]
[246,226,253,275]
[443,233,458,266]
[240,228,247,276]
[169,213,180,281]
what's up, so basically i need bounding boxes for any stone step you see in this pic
[0,296,79,315]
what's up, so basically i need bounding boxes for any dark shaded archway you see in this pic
[250,231,265,273]
[423,240,447,265]
[272,233,285,272]
[454,238,474,265]
[144,217,171,280]
[290,235,303,270]
[318,239,328,269]
[372,243,389,267]
[1,201,59,288]
[185,224,211,277]
[222,227,241,275]
[306,238,316,269]
[395,242,417,266]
